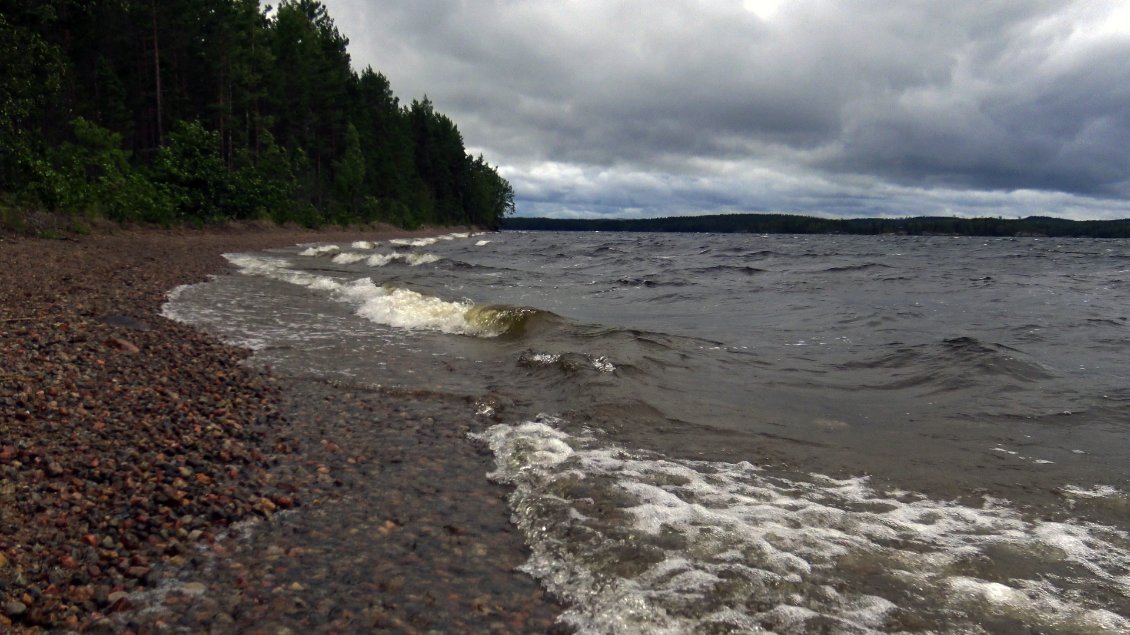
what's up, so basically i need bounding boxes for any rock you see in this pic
[126,565,150,579]
[4,600,27,616]
[105,337,140,354]
[98,315,151,331]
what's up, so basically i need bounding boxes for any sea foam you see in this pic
[223,253,504,337]
[297,244,340,256]
[474,417,1130,634]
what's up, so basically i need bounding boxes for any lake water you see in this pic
[164,230,1130,633]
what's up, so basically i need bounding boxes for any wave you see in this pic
[517,350,616,374]
[224,254,538,338]
[841,336,1053,392]
[331,252,368,264]
[326,251,440,267]
[688,265,766,276]
[474,417,1130,634]
[616,277,664,288]
[464,305,562,339]
[388,232,471,248]
[405,253,440,266]
[297,244,341,256]
[821,263,892,273]
[613,266,761,287]
[391,237,438,247]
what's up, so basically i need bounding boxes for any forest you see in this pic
[0,0,514,230]
[505,213,1130,238]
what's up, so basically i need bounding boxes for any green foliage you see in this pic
[333,123,365,214]
[37,118,174,223]
[0,8,65,189]
[0,0,514,229]
[152,120,235,221]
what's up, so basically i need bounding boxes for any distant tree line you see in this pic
[0,0,514,229]
[504,214,1130,238]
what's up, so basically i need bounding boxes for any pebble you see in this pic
[0,227,566,634]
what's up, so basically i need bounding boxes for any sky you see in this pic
[318,0,1130,220]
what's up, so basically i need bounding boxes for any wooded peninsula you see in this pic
[504,214,1130,238]
[1,0,514,231]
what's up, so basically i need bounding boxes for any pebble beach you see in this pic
[0,226,563,633]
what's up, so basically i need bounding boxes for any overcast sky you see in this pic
[319,0,1130,220]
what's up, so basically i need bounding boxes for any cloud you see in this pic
[321,0,1130,219]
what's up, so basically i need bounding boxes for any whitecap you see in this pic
[406,253,440,266]
[473,418,1130,634]
[390,237,438,247]
[222,253,504,337]
[331,252,366,264]
[297,244,340,256]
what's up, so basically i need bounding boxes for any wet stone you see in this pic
[98,315,151,331]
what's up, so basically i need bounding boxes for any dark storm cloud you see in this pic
[321,0,1130,219]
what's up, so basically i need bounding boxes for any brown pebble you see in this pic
[105,337,140,354]
[126,566,150,579]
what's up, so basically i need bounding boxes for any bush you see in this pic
[151,120,234,222]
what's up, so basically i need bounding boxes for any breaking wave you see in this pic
[223,253,538,337]
[475,417,1130,634]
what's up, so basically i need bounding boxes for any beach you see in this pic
[0,226,563,633]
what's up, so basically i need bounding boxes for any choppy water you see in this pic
[164,231,1130,633]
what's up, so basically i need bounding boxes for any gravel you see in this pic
[0,226,565,633]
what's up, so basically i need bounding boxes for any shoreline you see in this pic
[0,226,562,632]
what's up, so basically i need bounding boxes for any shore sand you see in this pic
[0,227,563,633]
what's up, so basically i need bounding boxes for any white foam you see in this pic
[297,244,340,256]
[333,250,436,267]
[390,237,438,247]
[591,356,616,373]
[222,253,500,337]
[527,353,561,365]
[366,253,401,267]
[225,254,292,276]
[1061,485,1124,499]
[349,281,478,334]
[475,240,492,246]
[406,253,440,266]
[522,352,616,374]
[331,252,367,264]
[351,240,374,249]
[946,577,1129,632]
[474,417,1130,634]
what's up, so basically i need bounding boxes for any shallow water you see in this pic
[165,231,1130,633]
